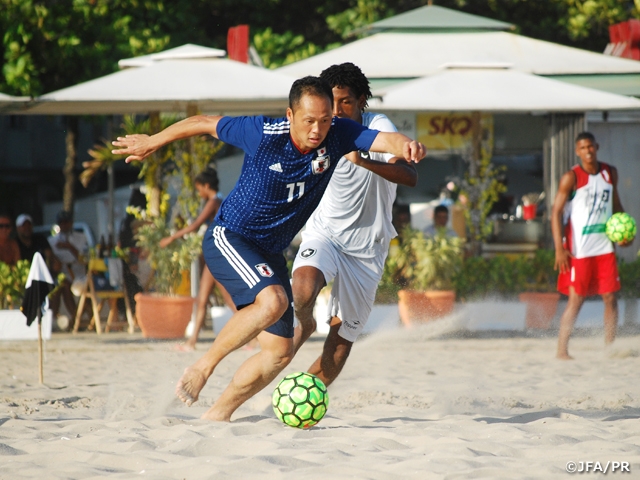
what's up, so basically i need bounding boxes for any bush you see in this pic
[619,258,640,299]
[0,260,31,309]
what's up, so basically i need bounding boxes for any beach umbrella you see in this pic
[20,252,55,384]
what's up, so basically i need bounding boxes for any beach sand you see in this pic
[1,319,640,479]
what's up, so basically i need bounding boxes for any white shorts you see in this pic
[292,234,386,342]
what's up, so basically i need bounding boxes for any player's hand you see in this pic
[111,134,156,163]
[618,237,634,247]
[554,248,572,274]
[403,141,426,163]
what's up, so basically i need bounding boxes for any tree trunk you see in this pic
[62,116,79,213]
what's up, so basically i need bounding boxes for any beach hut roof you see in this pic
[369,67,640,113]
[278,30,640,79]
[118,43,226,69]
[13,59,294,115]
[355,4,513,35]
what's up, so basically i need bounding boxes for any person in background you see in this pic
[552,132,629,360]
[159,167,238,352]
[0,213,20,266]
[48,210,88,322]
[423,205,458,238]
[15,214,53,265]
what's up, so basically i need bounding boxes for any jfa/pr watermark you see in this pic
[566,461,630,474]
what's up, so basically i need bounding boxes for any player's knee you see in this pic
[264,342,295,369]
[602,292,617,305]
[255,286,289,322]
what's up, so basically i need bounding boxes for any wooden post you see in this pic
[37,309,43,384]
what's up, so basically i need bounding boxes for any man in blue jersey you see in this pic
[292,63,418,386]
[112,76,426,422]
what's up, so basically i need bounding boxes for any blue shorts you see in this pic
[203,223,294,338]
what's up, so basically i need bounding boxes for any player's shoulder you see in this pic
[362,112,397,132]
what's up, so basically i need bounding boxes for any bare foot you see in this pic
[556,353,574,360]
[172,343,195,352]
[200,407,231,422]
[175,366,208,406]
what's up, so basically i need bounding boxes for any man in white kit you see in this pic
[292,63,419,385]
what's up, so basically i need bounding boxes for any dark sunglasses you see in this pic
[0,224,11,228]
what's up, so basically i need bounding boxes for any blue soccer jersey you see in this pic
[215,115,379,253]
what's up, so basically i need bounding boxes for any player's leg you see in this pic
[594,252,621,346]
[200,248,296,420]
[308,254,382,385]
[307,317,353,386]
[557,287,584,360]
[602,292,618,345]
[176,284,289,406]
[292,266,325,350]
[201,329,294,421]
[292,237,337,352]
[176,225,290,407]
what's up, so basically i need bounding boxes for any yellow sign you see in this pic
[417,113,493,151]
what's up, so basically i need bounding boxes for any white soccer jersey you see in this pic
[564,163,615,259]
[303,112,398,258]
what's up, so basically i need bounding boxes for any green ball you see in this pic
[272,372,329,428]
[605,213,637,244]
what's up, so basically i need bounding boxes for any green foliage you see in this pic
[460,150,507,245]
[326,0,392,39]
[253,28,329,69]
[385,227,465,291]
[0,260,31,309]
[618,258,640,299]
[520,249,558,293]
[129,212,202,295]
[453,250,559,300]
[0,0,177,96]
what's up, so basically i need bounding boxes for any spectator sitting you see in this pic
[15,214,53,265]
[0,213,20,266]
[423,205,458,238]
[48,210,89,324]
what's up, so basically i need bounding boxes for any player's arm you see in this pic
[111,115,223,163]
[346,152,417,187]
[369,132,426,163]
[610,166,625,214]
[551,171,575,273]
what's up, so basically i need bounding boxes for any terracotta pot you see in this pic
[519,292,561,329]
[134,293,195,339]
[424,290,456,319]
[398,289,456,326]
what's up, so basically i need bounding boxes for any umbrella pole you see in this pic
[37,310,44,384]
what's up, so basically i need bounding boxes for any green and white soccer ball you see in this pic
[605,212,637,244]
[272,372,329,429]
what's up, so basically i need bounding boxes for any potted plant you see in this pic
[129,210,202,338]
[518,249,560,330]
[386,227,464,326]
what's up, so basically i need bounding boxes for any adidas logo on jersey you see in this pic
[269,163,283,173]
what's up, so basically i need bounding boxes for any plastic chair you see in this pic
[73,258,136,334]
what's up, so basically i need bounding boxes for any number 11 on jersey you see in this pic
[286,182,305,203]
